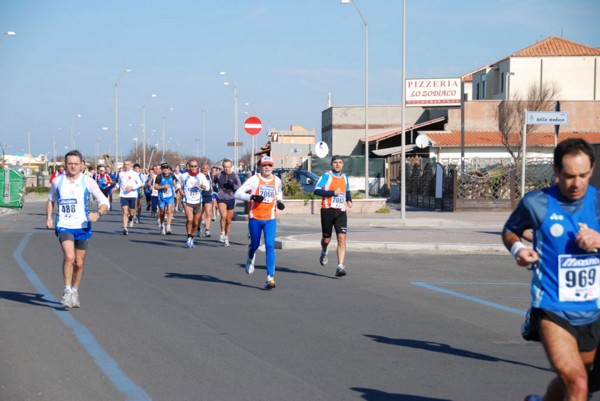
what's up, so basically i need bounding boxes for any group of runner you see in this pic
[44,138,600,398]
[46,152,352,302]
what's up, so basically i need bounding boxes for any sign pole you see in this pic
[521,109,527,198]
[244,116,263,172]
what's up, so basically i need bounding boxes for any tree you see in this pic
[496,82,560,163]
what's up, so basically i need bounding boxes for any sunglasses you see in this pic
[189,165,198,168]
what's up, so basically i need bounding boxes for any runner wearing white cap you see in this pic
[235,156,284,289]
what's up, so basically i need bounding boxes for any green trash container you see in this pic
[0,167,26,208]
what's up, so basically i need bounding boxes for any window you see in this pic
[481,75,486,99]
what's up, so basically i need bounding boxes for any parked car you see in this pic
[272,168,319,193]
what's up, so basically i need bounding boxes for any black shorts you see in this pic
[320,208,347,238]
[217,198,235,210]
[100,187,111,198]
[184,202,202,215]
[120,197,137,209]
[58,232,89,251]
[522,307,600,352]
[202,194,213,205]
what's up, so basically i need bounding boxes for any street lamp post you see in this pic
[220,71,239,171]
[70,113,81,150]
[341,0,369,198]
[201,108,206,158]
[142,93,157,171]
[161,107,174,162]
[114,68,132,166]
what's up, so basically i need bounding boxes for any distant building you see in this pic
[2,153,49,175]
[322,36,600,166]
[256,125,316,169]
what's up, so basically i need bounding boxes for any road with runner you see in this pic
[0,198,559,401]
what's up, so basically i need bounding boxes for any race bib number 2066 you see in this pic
[558,254,600,302]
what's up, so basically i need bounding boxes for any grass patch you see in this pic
[26,186,50,194]
[375,206,391,214]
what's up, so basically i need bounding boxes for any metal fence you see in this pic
[393,159,553,211]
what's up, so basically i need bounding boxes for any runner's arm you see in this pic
[234,177,255,201]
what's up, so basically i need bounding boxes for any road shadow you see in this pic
[352,388,451,401]
[364,335,551,372]
[234,264,335,280]
[164,272,264,290]
[0,291,62,310]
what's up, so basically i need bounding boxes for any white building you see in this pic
[471,36,600,101]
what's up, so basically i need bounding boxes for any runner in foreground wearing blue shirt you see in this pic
[503,138,600,401]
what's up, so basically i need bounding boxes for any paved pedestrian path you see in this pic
[276,205,511,254]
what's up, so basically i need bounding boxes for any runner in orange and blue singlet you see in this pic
[314,155,352,277]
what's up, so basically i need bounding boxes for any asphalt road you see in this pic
[0,199,561,401]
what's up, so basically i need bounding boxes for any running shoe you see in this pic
[265,275,276,289]
[122,227,128,235]
[136,216,140,224]
[212,216,216,221]
[161,224,166,236]
[523,396,542,401]
[335,265,347,277]
[60,290,72,308]
[128,216,133,226]
[319,252,328,266]
[166,225,172,235]
[205,230,211,237]
[196,228,202,238]
[70,291,80,308]
[185,237,195,248]
[245,255,255,275]
[219,233,225,243]
[224,237,230,247]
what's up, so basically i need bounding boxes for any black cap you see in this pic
[161,163,170,169]
[331,155,343,163]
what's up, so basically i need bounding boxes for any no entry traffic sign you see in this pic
[244,116,262,136]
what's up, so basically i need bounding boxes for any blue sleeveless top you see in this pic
[533,185,600,320]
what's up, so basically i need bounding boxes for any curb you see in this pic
[275,236,507,255]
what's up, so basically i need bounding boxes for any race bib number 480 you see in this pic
[558,254,600,302]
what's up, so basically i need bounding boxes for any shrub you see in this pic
[26,186,50,194]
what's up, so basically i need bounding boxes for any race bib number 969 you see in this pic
[558,254,600,302]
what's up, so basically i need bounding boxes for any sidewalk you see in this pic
[276,205,512,255]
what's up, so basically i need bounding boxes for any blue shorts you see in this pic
[56,226,92,243]
[120,197,137,209]
[217,198,235,210]
[158,197,175,209]
[202,194,213,204]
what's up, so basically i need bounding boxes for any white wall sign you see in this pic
[405,78,461,107]
[526,111,569,125]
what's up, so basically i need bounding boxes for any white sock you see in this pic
[64,285,72,292]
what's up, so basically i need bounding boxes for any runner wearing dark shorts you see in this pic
[314,155,352,277]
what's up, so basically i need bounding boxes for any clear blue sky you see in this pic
[0,0,598,163]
